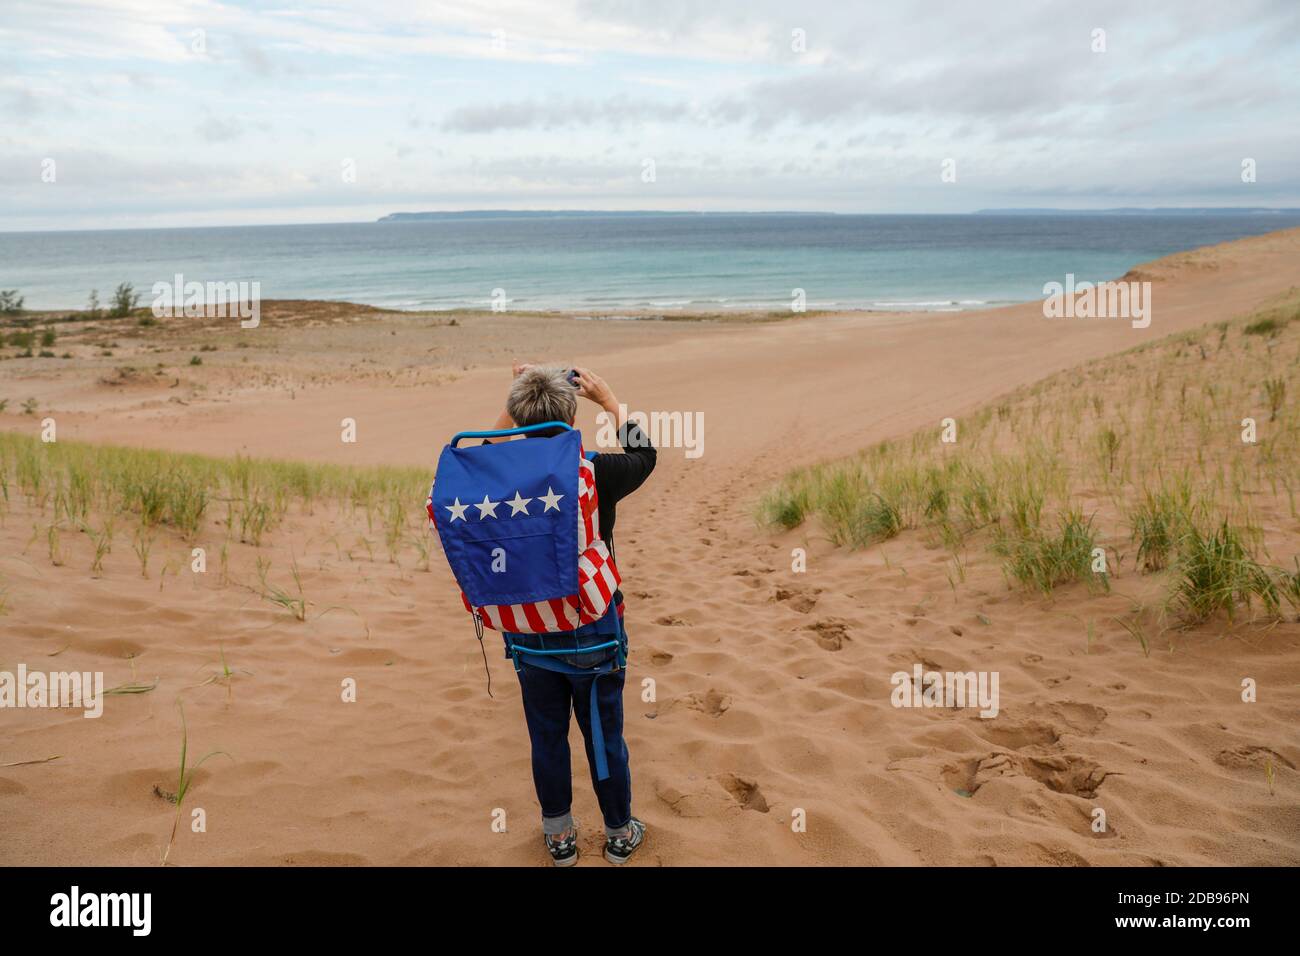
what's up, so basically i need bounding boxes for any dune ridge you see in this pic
[1,227,1298,865]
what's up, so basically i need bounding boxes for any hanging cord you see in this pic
[473,610,493,698]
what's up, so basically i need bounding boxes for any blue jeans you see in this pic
[514,652,632,837]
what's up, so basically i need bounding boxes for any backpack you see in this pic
[426,421,627,780]
[427,422,622,633]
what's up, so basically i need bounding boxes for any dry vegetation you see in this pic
[0,432,432,601]
[760,291,1300,636]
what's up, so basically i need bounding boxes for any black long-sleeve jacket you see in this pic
[590,420,657,577]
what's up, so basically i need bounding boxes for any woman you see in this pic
[483,363,656,865]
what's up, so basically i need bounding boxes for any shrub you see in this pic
[109,282,140,319]
[997,510,1102,595]
[1130,484,1196,571]
[758,476,814,530]
[824,487,902,548]
[1171,521,1278,624]
[1242,316,1285,337]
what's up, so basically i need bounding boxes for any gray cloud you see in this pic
[4,0,1298,228]
[443,93,688,132]
[196,114,246,142]
[5,88,43,120]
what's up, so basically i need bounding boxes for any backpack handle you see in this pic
[449,421,572,447]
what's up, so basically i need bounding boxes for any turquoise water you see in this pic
[3,212,1298,313]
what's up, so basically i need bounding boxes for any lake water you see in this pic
[4,212,1298,313]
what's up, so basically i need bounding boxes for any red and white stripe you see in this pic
[445,443,620,634]
[577,539,619,618]
[578,453,598,549]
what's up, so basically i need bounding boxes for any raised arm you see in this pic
[573,366,656,500]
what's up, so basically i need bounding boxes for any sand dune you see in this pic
[1,228,1298,865]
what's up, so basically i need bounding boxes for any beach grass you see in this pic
[161,700,229,865]
[759,292,1300,624]
[0,431,430,566]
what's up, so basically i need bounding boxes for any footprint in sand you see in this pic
[1027,843,1093,867]
[977,719,1061,750]
[1020,755,1110,798]
[1214,746,1295,770]
[654,615,690,627]
[717,773,769,812]
[1045,701,1108,736]
[730,568,768,589]
[804,618,852,651]
[681,689,731,717]
[946,752,1109,799]
[887,651,945,672]
[772,586,818,613]
[654,783,697,818]
[976,702,1107,749]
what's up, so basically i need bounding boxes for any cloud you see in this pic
[2,0,1298,228]
[4,87,44,120]
[196,114,245,142]
[443,94,689,132]
[235,38,276,77]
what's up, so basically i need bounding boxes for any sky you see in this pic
[2,0,1298,231]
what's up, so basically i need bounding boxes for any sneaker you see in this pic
[603,817,646,865]
[544,826,578,867]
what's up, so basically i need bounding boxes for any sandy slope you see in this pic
[1,227,1298,866]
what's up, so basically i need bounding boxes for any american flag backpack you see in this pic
[426,422,621,635]
[427,421,627,780]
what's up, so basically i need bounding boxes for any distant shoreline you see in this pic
[9,300,904,326]
[7,207,1300,237]
[377,206,1300,223]
[7,218,1300,314]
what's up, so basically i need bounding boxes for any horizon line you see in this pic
[5,205,1300,236]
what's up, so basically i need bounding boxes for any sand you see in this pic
[1,227,1297,866]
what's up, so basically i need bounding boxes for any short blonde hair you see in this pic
[507,366,577,427]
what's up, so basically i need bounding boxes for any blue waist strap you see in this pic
[511,639,621,657]
[506,620,626,781]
